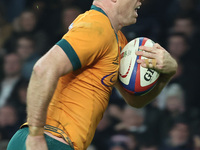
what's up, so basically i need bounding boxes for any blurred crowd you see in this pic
[0,0,200,150]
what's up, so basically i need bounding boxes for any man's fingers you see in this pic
[152,59,157,67]
[137,59,147,68]
[137,59,157,69]
[145,59,157,69]
[144,59,149,67]
[139,46,157,54]
[137,59,142,64]
[136,51,156,59]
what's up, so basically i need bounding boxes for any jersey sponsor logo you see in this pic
[112,55,119,65]
[101,71,118,87]
[112,47,121,65]
[112,54,119,65]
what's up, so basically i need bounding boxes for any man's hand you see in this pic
[26,135,48,150]
[115,43,178,108]
[136,43,177,78]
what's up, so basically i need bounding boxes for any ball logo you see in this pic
[144,69,155,82]
[120,50,132,59]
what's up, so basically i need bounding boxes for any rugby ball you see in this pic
[119,37,160,95]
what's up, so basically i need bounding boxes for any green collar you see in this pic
[90,5,107,17]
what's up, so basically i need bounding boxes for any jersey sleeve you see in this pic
[56,22,112,71]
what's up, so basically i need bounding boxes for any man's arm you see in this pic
[115,43,177,108]
[115,74,172,108]
[26,45,73,150]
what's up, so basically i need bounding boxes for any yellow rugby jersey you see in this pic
[23,5,128,150]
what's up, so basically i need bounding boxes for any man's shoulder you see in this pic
[83,9,109,23]
[72,10,113,34]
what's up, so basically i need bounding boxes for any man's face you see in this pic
[0,106,17,127]
[174,19,194,37]
[17,38,34,60]
[166,96,184,113]
[20,12,37,32]
[170,123,189,144]
[4,54,21,77]
[117,0,143,26]
[168,36,188,58]
[122,107,144,127]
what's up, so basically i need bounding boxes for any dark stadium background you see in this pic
[0,0,200,149]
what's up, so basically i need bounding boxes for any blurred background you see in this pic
[0,0,200,150]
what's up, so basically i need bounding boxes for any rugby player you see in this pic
[7,0,177,149]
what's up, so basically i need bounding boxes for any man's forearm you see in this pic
[27,67,59,127]
[130,74,172,107]
[26,45,73,128]
[115,74,173,108]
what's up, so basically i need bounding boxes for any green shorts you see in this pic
[7,127,73,150]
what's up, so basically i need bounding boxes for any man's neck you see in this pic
[92,1,122,33]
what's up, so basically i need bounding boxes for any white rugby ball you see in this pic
[119,37,160,95]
